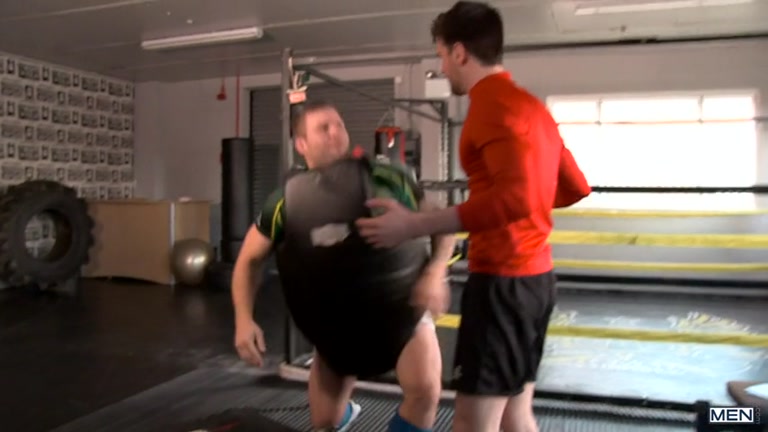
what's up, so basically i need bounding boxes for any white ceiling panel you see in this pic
[0,0,158,20]
[500,3,561,35]
[0,10,151,50]
[258,0,543,28]
[552,0,767,34]
[129,56,281,82]
[264,4,556,51]
[265,0,468,24]
[0,0,765,82]
[139,0,287,38]
[78,39,280,67]
[266,17,435,50]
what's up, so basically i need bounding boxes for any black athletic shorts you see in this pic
[294,298,423,380]
[451,271,557,396]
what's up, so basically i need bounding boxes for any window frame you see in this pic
[546,90,760,210]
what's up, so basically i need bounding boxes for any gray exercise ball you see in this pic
[171,238,214,285]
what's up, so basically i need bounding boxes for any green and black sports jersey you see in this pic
[255,160,424,244]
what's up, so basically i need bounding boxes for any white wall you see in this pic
[134,64,418,201]
[134,38,768,202]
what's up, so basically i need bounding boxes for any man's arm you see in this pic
[419,199,457,276]
[232,191,283,325]
[408,118,532,237]
[554,145,591,208]
[231,226,273,325]
[388,163,457,272]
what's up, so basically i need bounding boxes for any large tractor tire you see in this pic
[0,180,94,286]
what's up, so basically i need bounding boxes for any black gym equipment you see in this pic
[276,158,430,378]
[0,180,94,294]
[374,126,406,164]
[220,137,255,263]
[204,260,234,292]
[205,137,264,292]
[176,408,301,432]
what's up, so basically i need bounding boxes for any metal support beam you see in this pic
[280,47,297,365]
[295,65,445,124]
[292,51,431,69]
[393,98,448,118]
[280,47,295,176]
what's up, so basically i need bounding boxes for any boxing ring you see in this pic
[271,47,768,431]
[272,198,768,431]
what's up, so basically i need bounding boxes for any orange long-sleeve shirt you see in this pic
[456,72,591,277]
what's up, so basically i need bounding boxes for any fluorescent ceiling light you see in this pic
[574,0,752,15]
[141,26,264,50]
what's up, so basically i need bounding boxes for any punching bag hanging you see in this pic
[221,137,254,263]
[374,126,405,164]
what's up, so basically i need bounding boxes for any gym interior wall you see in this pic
[0,51,137,290]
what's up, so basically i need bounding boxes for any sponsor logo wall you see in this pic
[0,52,135,259]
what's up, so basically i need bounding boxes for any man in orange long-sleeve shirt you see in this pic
[355,2,591,431]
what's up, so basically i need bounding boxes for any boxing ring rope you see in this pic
[276,47,767,425]
[439,191,768,345]
[428,179,768,293]
[275,191,768,419]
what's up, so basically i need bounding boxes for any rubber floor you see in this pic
[437,329,768,406]
[52,364,697,432]
[2,277,766,431]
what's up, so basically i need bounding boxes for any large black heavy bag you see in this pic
[220,137,254,263]
[274,157,429,341]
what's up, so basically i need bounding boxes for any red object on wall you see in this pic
[352,145,365,158]
[217,78,227,101]
[374,126,405,163]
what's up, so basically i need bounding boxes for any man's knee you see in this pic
[453,393,508,432]
[398,323,442,405]
[502,384,539,432]
[402,369,441,405]
[308,353,357,428]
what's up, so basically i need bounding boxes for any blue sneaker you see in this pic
[315,400,362,432]
[336,400,362,432]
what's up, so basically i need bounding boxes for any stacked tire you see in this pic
[0,180,94,288]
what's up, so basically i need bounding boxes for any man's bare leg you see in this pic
[308,352,359,430]
[392,317,443,430]
[452,393,508,432]
[500,382,539,432]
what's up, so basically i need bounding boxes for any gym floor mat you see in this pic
[52,365,697,432]
[439,329,768,406]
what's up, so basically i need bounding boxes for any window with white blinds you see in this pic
[547,93,759,210]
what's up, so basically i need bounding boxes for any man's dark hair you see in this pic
[430,1,504,66]
[291,99,338,137]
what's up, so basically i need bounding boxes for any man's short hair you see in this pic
[291,99,338,137]
[430,1,504,66]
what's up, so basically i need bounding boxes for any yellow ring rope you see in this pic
[434,314,768,348]
[455,230,768,249]
[553,208,767,217]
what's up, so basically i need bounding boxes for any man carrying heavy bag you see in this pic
[232,100,456,432]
